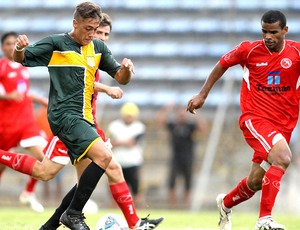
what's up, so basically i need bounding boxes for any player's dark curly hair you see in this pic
[261,10,286,29]
[73,1,102,22]
[100,13,112,31]
[1,31,18,45]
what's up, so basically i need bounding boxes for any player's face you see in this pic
[72,18,100,45]
[122,115,136,124]
[1,35,16,60]
[94,25,111,43]
[261,21,288,52]
[176,107,188,122]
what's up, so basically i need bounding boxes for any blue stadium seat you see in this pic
[150,91,179,106]
[135,67,167,80]
[165,19,194,33]
[205,0,232,9]
[180,43,208,57]
[56,18,73,32]
[289,0,300,9]
[29,18,57,32]
[15,0,42,8]
[0,1,15,8]
[113,19,138,33]
[0,18,29,31]
[235,0,262,9]
[193,19,220,33]
[138,19,165,33]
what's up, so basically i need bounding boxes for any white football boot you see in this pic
[19,191,44,212]
[216,194,232,230]
[255,216,286,230]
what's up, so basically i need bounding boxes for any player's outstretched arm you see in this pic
[29,93,48,106]
[0,90,24,102]
[187,62,227,114]
[114,58,134,85]
[94,82,123,99]
[13,35,30,63]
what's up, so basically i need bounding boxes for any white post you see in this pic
[190,76,234,211]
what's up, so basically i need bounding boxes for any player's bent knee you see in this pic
[94,151,112,169]
[102,149,112,164]
[32,161,62,181]
[103,154,112,168]
[279,152,291,169]
[106,159,124,182]
[32,162,51,181]
[107,159,122,172]
[271,151,292,170]
[39,173,55,181]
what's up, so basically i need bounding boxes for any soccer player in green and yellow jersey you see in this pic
[13,2,134,229]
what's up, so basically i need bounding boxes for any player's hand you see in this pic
[121,58,135,74]
[7,90,24,102]
[107,86,123,99]
[186,94,206,114]
[16,35,30,49]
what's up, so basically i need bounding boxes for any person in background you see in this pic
[0,31,48,212]
[156,103,207,209]
[187,10,300,230]
[107,102,146,207]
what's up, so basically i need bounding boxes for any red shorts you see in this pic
[43,130,111,166]
[241,118,291,164]
[0,120,47,151]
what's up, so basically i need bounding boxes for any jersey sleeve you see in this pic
[289,40,300,53]
[23,36,54,67]
[219,41,250,69]
[0,59,4,80]
[0,60,5,95]
[95,41,121,78]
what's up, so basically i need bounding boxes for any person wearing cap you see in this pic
[107,102,146,206]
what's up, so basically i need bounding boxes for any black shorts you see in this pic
[56,116,100,164]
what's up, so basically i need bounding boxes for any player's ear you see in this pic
[283,26,288,35]
[73,19,78,29]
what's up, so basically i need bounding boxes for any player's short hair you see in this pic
[121,102,140,117]
[261,10,286,29]
[73,1,102,22]
[1,31,17,45]
[100,13,112,31]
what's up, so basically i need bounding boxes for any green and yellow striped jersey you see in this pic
[23,33,120,134]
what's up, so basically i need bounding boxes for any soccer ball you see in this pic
[95,213,129,230]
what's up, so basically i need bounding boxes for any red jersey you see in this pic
[0,58,35,129]
[0,58,47,150]
[220,40,300,133]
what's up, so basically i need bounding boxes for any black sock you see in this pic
[43,184,77,228]
[67,161,105,213]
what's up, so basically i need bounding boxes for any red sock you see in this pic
[0,150,35,176]
[223,177,256,209]
[110,181,139,228]
[259,165,284,218]
[25,177,38,193]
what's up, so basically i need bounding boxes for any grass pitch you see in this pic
[0,207,300,229]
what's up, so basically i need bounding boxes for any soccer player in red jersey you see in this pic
[187,10,300,230]
[0,31,48,212]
